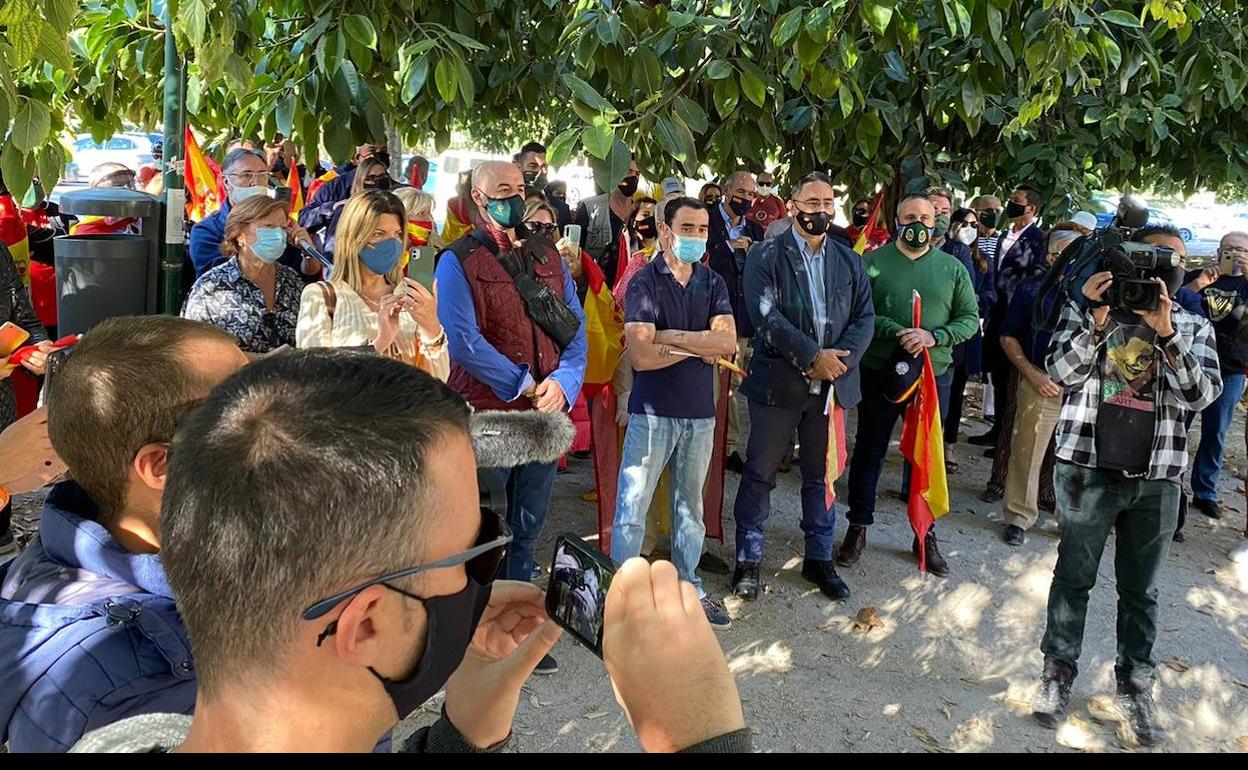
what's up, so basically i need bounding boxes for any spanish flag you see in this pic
[287,164,304,221]
[306,167,338,204]
[823,386,847,508]
[853,191,886,255]
[898,290,949,572]
[0,193,30,286]
[580,250,624,398]
[184,126,223,222]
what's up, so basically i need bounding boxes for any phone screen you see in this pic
[406,246,437,289]
[563,224,582,253]
[546,534,614,658]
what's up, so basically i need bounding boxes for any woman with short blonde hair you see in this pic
[296,190,449,380]
[393,186,444,250]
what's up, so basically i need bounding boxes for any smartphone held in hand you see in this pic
[546,533,615,658]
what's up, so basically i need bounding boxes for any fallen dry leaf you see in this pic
[1235,735,1248,752]
[583,709,609,721]
[1163,657,1191,672]
[1087,696,1121,724]
[941,702,955,721]
[851,606,885,633]
[913,726,952,753]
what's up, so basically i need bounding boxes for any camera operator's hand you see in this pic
[1185,266,1219,292]
[603,559,745,753]
[898,328,936,356]
[1082,270,1113,328]
[443,581,562,749]
[1134,278,1175,338]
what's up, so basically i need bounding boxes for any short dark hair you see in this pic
[790,170,834,200]
[47,316,237,526]
[1133,224,1183,242]
[1015,185,1042,209]
[160,350,472,694]
[222,147,265,175]
[519,141,546,156]
[662,196,706,227]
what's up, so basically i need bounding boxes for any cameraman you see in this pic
[1032,227,1222,746]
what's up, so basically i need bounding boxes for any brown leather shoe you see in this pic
[911,530,950,577]
[835,524,867,568]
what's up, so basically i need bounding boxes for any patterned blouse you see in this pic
[181,258,301,354]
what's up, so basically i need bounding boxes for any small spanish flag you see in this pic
[184,126,223,222]
[853,191,886,255]
[898,290,950,572]
[287,163,304,221]
[306,167,338,204]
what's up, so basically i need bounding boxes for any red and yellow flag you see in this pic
[853,191,886,255]
[306,167,338,203]
[581,250,624,398]
[824,386,848,509]
[184,126,223,222]
[287,163,304,221]
[0,193,30,286]
[898,290,950,572]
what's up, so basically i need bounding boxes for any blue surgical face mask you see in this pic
[229,184,269,206]
[359,237,403,276]
[672,234,706,263]
[249,227,287,263]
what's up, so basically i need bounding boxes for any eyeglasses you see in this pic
[794,198,836,212]
[703,196,722,205]
[227,171,271,184]
[1222,246,1248,256]
[301,507,511,621]
[526,222,558,238]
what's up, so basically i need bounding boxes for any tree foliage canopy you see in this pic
[1,0,1246,208]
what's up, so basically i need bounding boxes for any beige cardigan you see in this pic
[295,281,450,382]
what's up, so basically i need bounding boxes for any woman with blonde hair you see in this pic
[393,186,444,251]
[296,189,449,381]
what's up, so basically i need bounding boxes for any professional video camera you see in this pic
[1034,195,1184,331]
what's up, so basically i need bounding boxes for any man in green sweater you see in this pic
[836,194,980,577]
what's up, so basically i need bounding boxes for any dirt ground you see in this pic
[12,406,1248,753]
[393,407,1248,753]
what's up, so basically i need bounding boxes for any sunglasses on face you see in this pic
[704,196,722,204]
[526,222,558,238]
[301,506,511,621]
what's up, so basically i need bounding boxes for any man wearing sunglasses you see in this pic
[0,316,248,752]
[71,350,749,753]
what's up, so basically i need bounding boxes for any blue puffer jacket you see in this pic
[0,482,195,752]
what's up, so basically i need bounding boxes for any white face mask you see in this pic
[955,225,978,245]
[757,185,773,196]
[228,184,270,206]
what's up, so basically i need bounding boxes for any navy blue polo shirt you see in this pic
[624,256,733,419]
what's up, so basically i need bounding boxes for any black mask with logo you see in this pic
[796,210,830,237]
[618,176,639,197]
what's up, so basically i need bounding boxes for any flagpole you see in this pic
[159,0,187,314]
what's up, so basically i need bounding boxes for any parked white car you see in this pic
[64,133,157,183]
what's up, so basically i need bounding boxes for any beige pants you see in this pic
[726,336,752,454]
[1003,375,1062,530]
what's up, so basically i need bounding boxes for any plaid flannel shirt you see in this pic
[1046,302,1223,481]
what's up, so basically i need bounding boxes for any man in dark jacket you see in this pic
[708,169,765,469]
[70,350,752,754]
[730,171,875,603]
[0,316,247,752]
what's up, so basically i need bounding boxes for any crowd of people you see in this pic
[0,132,1244,752]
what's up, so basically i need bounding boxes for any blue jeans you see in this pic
[482,461,559,582]
[610,414,715,596]
[850,366,952,526]
[733,392,837,564]
[1192,371,1246,503]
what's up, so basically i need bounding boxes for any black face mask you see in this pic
[633,216,657,240]
[851,209,870,227]
[363,176,392,191]
[978,209,1000,229]
[729,196,751,217]
[316,577,492,721]
[796,210,830,236]
[617,176,639,197]
[373,152,391,169]
[1005,201,1028,219]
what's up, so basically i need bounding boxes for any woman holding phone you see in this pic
[296,190,449,381]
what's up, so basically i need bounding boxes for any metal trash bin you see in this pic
[53,189,162,335]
